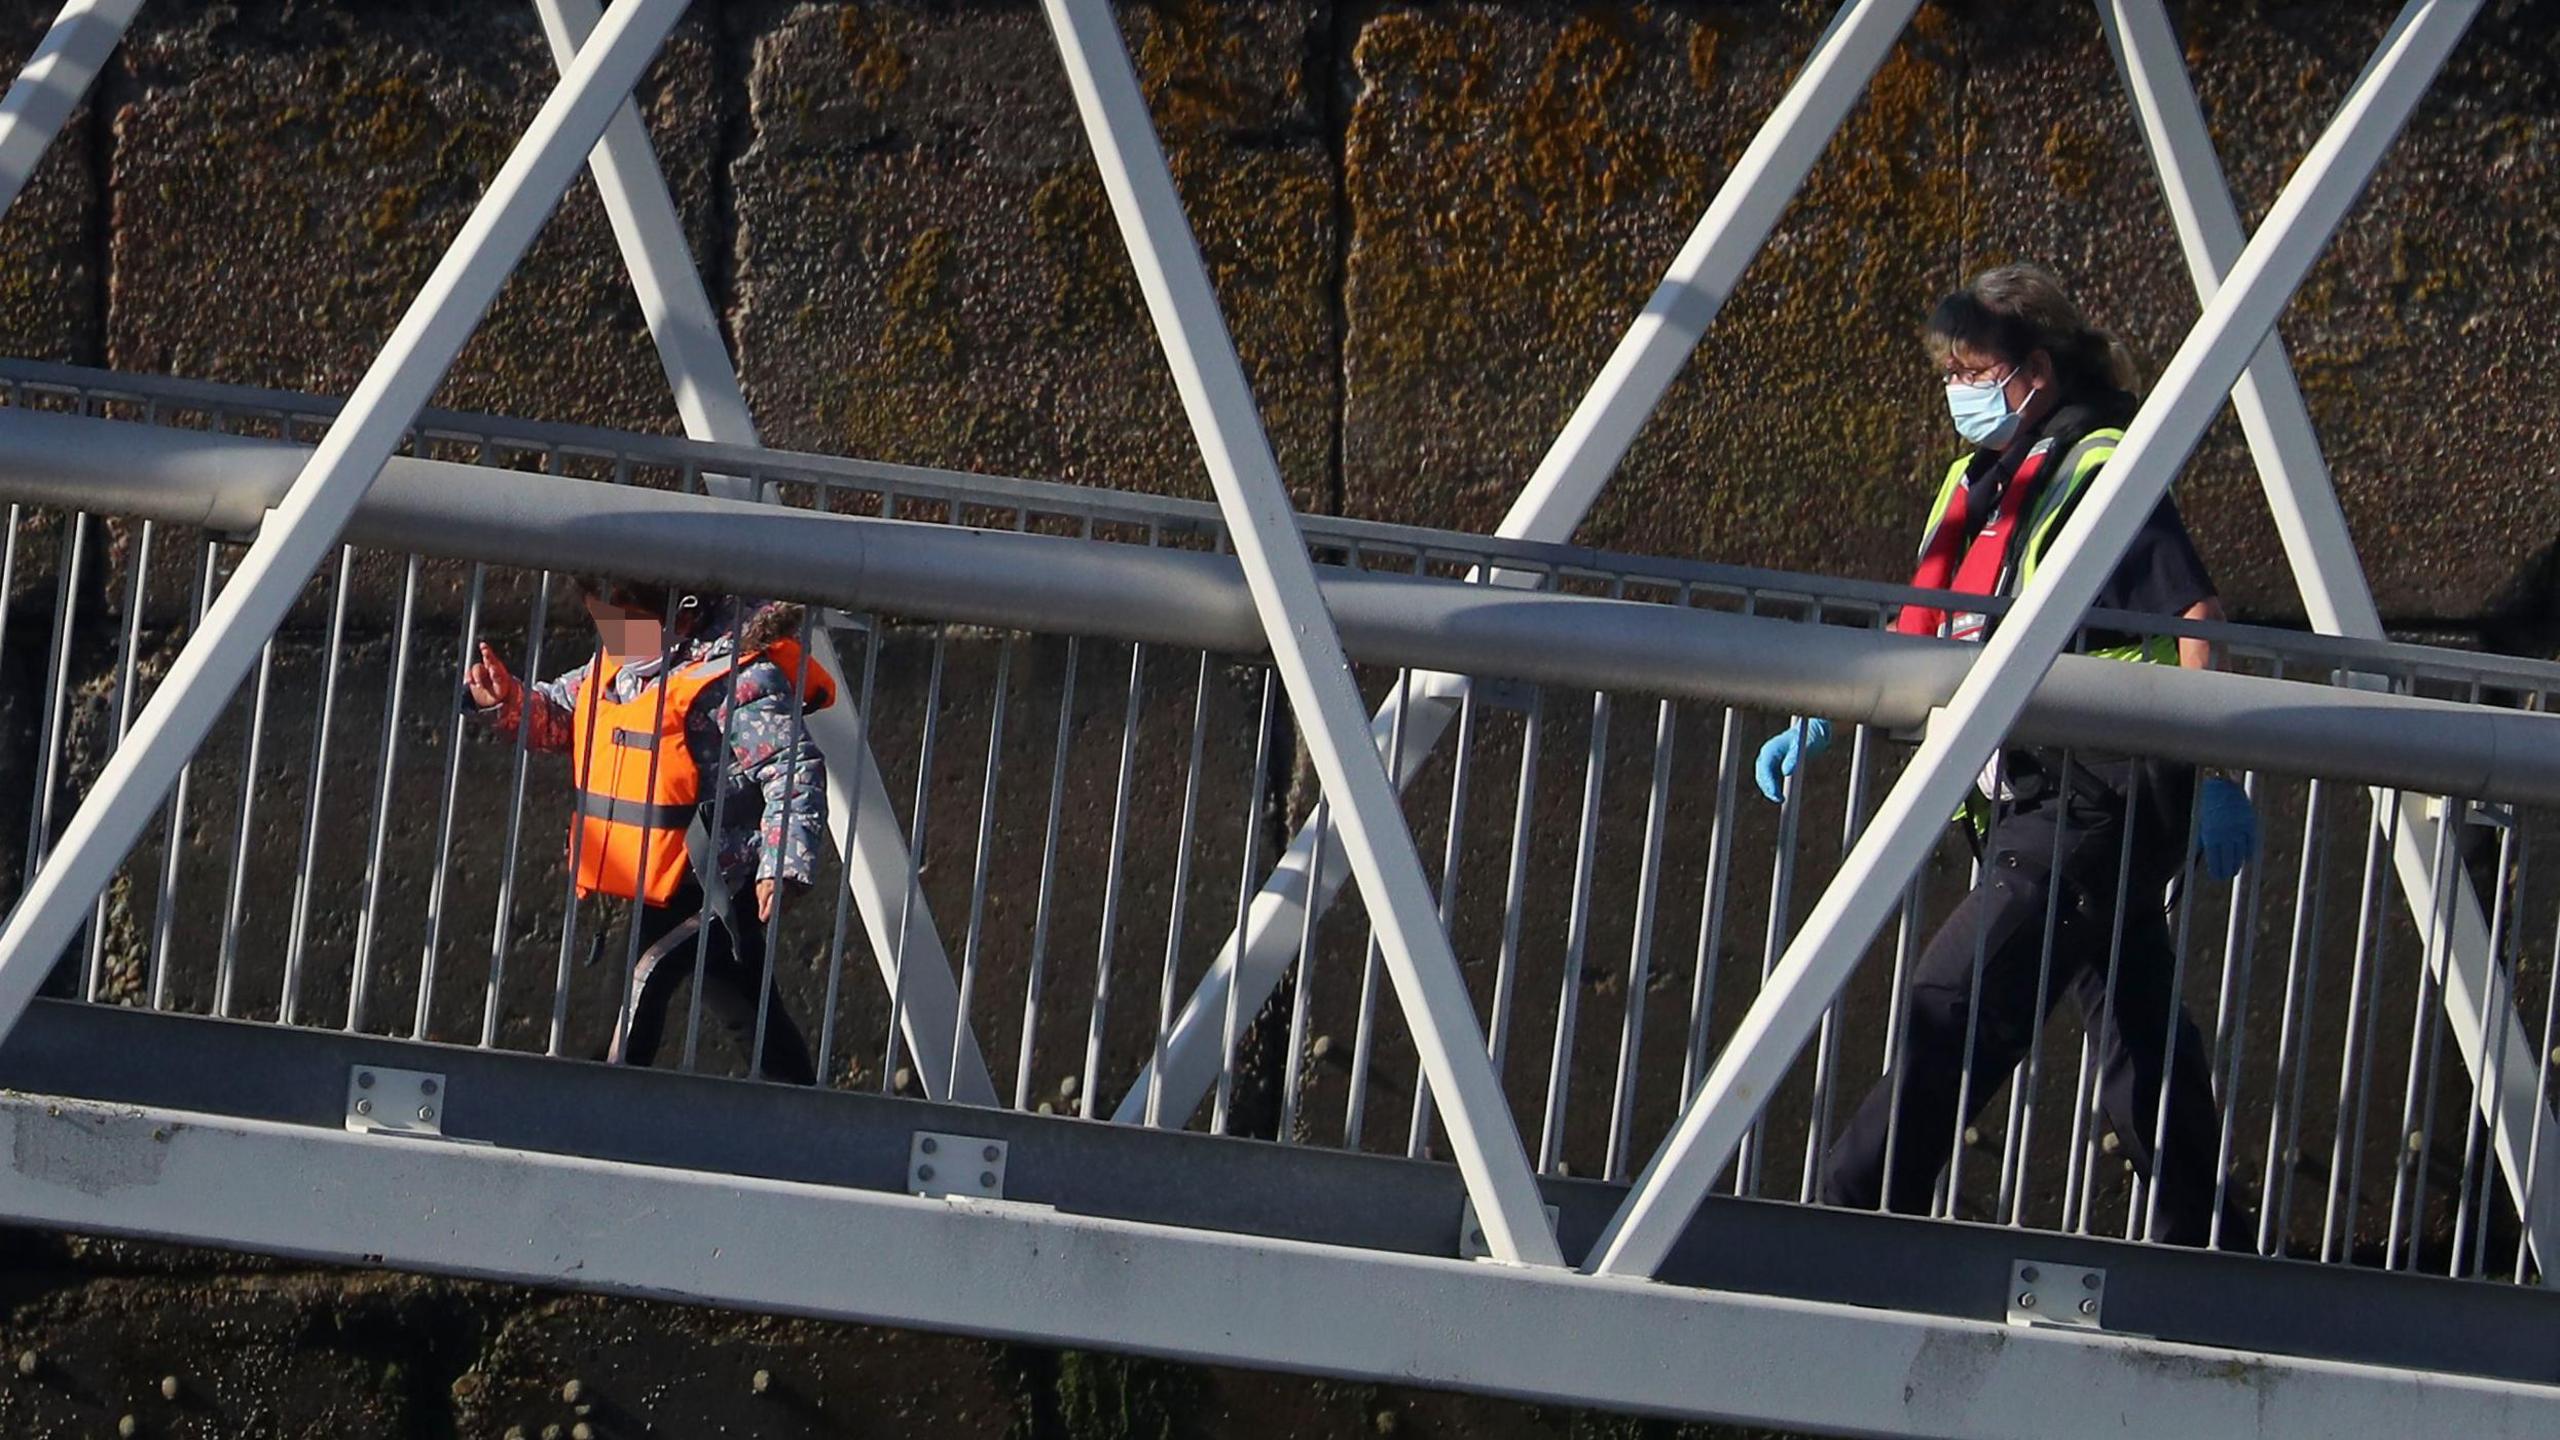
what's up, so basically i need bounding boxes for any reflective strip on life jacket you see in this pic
[571,789,700,830]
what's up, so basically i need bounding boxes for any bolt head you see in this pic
[2019,1265,2040,1284]
[979,1171,997,1188]
[357,1071,375,1089]
[2078,1297,2099,1316]
[983,1145,1000,1163]
[917,1164,935,1183]
[420,1078,438,1096]
[354,1099,373,1116]
[2016,1292,2037,1309]
[2081,1272,2101,1290]
[418,1106,435,1123]
[920,1136,938,1155]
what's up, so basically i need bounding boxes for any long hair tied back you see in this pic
[1925,263,2140,395]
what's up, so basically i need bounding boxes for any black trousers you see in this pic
[607,882,817,1086]
[1820,832,2226,1244]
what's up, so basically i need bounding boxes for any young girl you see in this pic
[465,576,832,1085]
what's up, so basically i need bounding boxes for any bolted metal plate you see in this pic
[1457,1197,1562,1261]
[345,1066,447,1138]
[2007,1259,2105,1330]
[911,1132,1006,1200]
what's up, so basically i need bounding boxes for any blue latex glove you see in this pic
[2197,776,2258,880]
[1753,717,1833,803]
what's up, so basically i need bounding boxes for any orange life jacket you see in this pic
[567,637,838,904]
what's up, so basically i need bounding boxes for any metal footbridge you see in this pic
[0,1,2556,1436]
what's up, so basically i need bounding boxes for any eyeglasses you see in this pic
[1942,360,2018,390]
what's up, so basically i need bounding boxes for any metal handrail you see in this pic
[9,359,2555,697]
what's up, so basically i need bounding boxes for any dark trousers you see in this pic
[1820,841,2226,1244]
[607,882,817,1086]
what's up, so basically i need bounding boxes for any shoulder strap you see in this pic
[1917,453,1974,560]
[2017,426,2126,588]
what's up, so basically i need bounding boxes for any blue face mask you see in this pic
[1946,365,2033,448]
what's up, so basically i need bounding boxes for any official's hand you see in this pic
[1752,717,1833,803]
[2197,776,2258,881]
[464,640,519,711]
[757,878,778,922]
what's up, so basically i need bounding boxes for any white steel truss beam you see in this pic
[1116,0,1928,1130]
[0,0,140,222]
[10,1094,2557,1438]
[0,0,697,1040]
[532,0,995,1104]
[1588,0,2486,1280]
[1036,0,1559,1265]
[2101,0,2554,1276]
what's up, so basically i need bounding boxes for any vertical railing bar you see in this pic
[483,570,556,1051]
[149,542,219,1013]
[749,623,824,1083]
[1343,667,1414,1148]
[952,637,1014,1097]
[1682,704,1745,1104]
[2070,782,2146,1235]
[347,553,421,1033]
[1801,717,1874,1203]
[2324,790,2405,1263]
[2140,768,2214,1243]
[679,601,751,1073]
[83,518,155,1001]
[1540,690,1611,1175]
[2518,896,2560,1283]
[25,513,90,890]
[1145,649,1212,1129]
[1997,762,2077,1227]
[1941,847,1995,1221]
[2205,768,2270,1250]
[1875,872,1926,1213]
[2263,778,2335,1256]
[1215,667,1278,1136]
[881,623,951,1094]
[415,562,488,1042]
[279,545,356,1026]
[0,506,20,680]
[2393,790,2469,1268]
[1408,681,1480,1158]
[1077,640,1145,1118]
[213,622,274,1018]
[1609,696,1678,1183]
[2451,817,2521,1278]
[814,614,883,1084]
[1279,799,1329,1144]
[546,638,611,1060]
[604,597,684,1074]
[1014,634,1081,1109]
[1743,706,1813,1198]
[1489,689,1545,1080]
